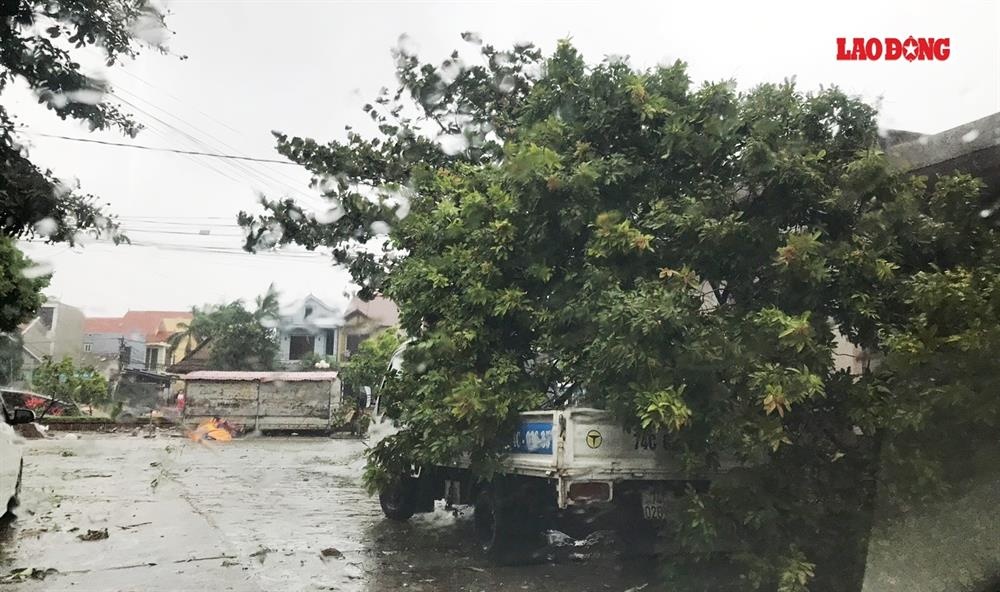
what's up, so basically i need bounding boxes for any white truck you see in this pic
[374,406,716,561]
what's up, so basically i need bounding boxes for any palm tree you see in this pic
[253,284,280,323]
[168,306,211,358]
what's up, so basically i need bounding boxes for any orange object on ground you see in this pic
[189,417,235,442]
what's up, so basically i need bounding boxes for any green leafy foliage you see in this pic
[0,330,24,384]
[31,355,108,406]
[242,37,997,591]
[339,328,402,394]
[1,1,170,245]
[0,235,49,331]
[168,286,280,370]
[294,351,338,372]
[1,1,171,358]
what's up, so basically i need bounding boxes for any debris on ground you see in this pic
[77,528,109,541]
[63,433,79,440]
[173,555,235,564]
[545,530,575,547]
[119,522,152,530]
[60,450,75,457]
[15,423,49,439]
[319,547,344,560]
[17,528,48,538]
[0,567,58,584]
[188,417,236,443]
[249,547,273,564]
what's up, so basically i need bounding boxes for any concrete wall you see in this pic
[184,378,341,430]
[185,380,260,424]
[257,380,338,429]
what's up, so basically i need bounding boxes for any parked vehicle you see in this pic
[376,407,722,560]
[0,396,35,517]
[0,388,80,417]
[372,347,727,561]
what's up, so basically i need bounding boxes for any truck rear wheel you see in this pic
[379,477,417,521]
[474,480,544,563]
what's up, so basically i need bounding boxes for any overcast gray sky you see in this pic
[9,0,1000,315]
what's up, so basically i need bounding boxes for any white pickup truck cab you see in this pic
[374,403,717,561]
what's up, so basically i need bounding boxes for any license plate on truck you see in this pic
[641,489,669,521]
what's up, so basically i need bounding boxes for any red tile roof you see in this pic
[83,317,124,333]
[84,310,192,342]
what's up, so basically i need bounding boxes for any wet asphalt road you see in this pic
[0,433,660,592]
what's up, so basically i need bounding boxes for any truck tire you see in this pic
[379,477,417,521]
[474,480,543,564]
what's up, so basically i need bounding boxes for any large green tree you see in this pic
[32,355,108,405]
[173,289,280,371]
[1,1,169,329]
[241,38,997,591]
[339,328,402,397]
[0,235,47,331]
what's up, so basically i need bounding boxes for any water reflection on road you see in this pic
[0,434,659,591]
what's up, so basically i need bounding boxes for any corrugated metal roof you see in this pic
[182,371,339,383]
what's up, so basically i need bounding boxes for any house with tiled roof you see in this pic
[83,310,193,374]
[275,294,399,368]
[5,298,86,385]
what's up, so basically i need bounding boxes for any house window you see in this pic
[288,334,315,360]
[145,348,158,371]
[39,307,54,330]
[346,333,369,355]
[304,306,313,319]
[83,343,92,353]
[324,330,337,356]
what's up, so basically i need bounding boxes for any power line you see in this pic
[116,69,246,137]
[112,83,313,192]
[118,215,237,221]
[120,228,246,238]
[107,89,321,206]
[119,219,241,228]
[21,130,298,165]
[80,237,332,260]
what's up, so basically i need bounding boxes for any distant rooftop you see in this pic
[84,310,193,342]
[887,111,1000,193]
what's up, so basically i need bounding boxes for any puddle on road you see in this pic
[0,435,660,591]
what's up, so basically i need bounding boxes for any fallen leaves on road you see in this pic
[77,528,109,541]
[320,547,344,560]
[250,547,273,564]
[0,567,58,583]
